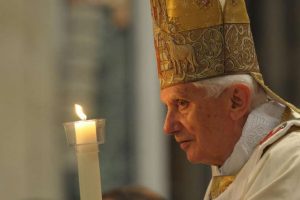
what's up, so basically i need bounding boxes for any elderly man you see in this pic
[149,0,300,199]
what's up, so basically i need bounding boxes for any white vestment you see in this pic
[204,118,300,200]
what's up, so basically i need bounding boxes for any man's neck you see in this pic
[219,101,285,175]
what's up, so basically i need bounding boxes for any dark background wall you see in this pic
[247,0,300,105]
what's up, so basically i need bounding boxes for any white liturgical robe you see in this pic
[204,117,300,200]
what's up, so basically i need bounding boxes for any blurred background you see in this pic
[0,0,299,199]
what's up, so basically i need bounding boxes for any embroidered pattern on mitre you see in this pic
[149,0,260,89]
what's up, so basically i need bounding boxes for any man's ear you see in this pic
[229,84,251,120]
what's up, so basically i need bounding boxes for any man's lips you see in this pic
[177,140,192,150]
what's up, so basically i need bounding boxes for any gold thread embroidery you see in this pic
[210,176,235,199]
[150,0,260,89]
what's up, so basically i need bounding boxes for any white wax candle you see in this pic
[75,120,102,200]
[75,120,97,145]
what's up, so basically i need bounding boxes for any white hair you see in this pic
[193,74,268,110]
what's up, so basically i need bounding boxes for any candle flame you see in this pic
[75,104,87,120]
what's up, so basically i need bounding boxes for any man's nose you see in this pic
[163,110,180,135]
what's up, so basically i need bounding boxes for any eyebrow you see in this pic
[161,91,185,103]
[168,88,190,100]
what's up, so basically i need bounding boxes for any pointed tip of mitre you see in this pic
[223,0,250,23]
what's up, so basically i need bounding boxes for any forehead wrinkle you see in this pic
[174,84,207,98]
[172,87,189,97]
[161,83,204,103]
[161,87,187,103]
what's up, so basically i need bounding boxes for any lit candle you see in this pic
[74,104,102,200]
[75,104,97,146]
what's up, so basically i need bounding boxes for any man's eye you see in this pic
[176,99,189,109]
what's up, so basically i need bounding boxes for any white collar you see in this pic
[219,101,285,175]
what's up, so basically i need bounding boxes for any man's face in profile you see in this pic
[160,82,240,166]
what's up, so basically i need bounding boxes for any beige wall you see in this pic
[133,0,170,198]
[0,1,66,199]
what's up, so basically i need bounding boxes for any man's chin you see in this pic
[186,153,201,164]
[186,153,220,166]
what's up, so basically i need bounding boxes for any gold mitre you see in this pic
[150,0,258,88]
[150,0,300,113]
